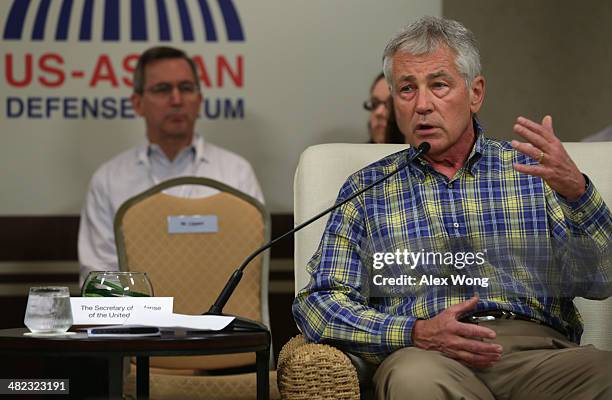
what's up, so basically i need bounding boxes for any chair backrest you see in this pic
[115,177,271,370]
[294,142,612,350]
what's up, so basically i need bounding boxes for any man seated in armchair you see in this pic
[292,16,611,400]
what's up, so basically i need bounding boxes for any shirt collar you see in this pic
[136,134,208,165]
[466,119,486,176]
[193,134,208,163]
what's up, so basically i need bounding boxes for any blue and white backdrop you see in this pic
[0,0,440,214]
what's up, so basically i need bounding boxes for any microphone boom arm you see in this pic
[207,142,430,315]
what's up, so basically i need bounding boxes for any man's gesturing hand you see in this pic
[511,115,586,201]
[411,296,503,369]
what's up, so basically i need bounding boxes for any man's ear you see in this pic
[469,76,485,114]
[131,93,144,117]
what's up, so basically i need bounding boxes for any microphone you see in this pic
[206,142,430,329]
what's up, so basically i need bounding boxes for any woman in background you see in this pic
[364,73,405,144]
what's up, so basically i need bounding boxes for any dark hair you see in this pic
[385,98,406,144]
[369,72,386,94]
[132,46,200,94]
[367,72,404,144]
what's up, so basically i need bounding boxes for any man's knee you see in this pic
[375,348,448,392]
[373,347,493,400]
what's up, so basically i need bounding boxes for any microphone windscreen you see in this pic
[418,142,431,154]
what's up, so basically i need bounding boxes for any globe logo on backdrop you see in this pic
[2,0,246,120]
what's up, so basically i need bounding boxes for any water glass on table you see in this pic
[24,286,73,335]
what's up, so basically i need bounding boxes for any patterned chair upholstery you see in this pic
[114,176,280,399]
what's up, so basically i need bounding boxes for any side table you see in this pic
[0,326,270,399]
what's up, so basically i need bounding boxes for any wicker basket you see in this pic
[277,335,360,400]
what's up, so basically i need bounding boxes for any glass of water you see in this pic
[24,287,73,334]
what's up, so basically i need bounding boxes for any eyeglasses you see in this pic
[363,98,388,111]
[144,82,200,97]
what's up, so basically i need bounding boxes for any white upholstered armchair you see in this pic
[277,142,612,400]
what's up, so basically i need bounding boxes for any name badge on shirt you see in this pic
[167,215,219,234]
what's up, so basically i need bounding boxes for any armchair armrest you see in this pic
[277,335,360,400]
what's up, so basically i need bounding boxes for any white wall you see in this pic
[0,0,441,214]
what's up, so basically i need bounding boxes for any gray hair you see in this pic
[382,16,481,90]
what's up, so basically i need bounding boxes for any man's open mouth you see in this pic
[415,123,436,133]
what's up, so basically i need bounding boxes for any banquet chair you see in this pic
[277,142,612,400]
[114,176,279,399]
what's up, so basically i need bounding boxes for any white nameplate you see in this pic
[70,297,173,325]
[167,215,219,234]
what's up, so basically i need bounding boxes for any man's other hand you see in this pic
[511,115,586,201]
[411,296,503,369]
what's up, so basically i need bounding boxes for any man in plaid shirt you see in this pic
[293,16,611,400]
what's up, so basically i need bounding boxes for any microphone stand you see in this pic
[205,142,431,331]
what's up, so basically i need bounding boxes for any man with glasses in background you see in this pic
[78,46,264,286]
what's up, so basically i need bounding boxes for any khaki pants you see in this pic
[373,320,612,400]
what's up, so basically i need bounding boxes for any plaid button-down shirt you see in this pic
[293,133,611,364]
